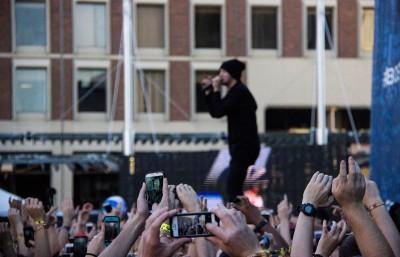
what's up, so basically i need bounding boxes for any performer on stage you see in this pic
[201,59,260,202]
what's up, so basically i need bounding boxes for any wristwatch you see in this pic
[298,203,316,217]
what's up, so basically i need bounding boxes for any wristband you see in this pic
[312,254,324,257]
[35,219,46,226]
[86,254,98,257]
[255,219,268,233]
[366,202,384,212]
[160,223,171,234]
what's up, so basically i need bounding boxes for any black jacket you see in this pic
[205,82,260,158]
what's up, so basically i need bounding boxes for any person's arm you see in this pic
[8,208,29,257]
[291,172,333,257]
[85,225,104,257]
[332,157,395,257]
[277,194,292,245]
[0,222,17,257]
[58,198,74,249]
[363,179,400,257]
[45,207,62,256]
[233,196,288,250]
[99,183,149,257]
[24,198,52,257]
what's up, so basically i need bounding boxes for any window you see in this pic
[251,7,277,49]
[360,7,374,53]
[265,108,312,132]
[136,70,165,113]
[335,108,370,131]
[195,6,221,48]
[307,7,334,50]
[137,4,165,48]
[15,0,46,47]
[75,3,107,49]
[76,68,107,113]
[195,70,218,113]
[15,68,47,114]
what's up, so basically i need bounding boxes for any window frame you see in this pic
[133,0,169,56]
[73,0,110,55]
[302,0,337,57]
[12,59,51,121]
[246,0,282,57]
[358,0,374,58]
[134,61,169,121]
[191,0,226,56]
[73,60,111,121]
[11,0,50,54]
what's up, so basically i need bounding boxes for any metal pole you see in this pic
[123,0,134,156]
[316,0,328,145]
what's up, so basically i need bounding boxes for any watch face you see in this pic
[304,205,313,214]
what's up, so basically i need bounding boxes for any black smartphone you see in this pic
[73,236,88,257]
[23,226,35,248]
[145,172,164,207]
[170,212,219,238]
[103,216,120,246]
[86,222,95,233]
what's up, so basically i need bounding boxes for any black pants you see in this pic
[218,146,259,202]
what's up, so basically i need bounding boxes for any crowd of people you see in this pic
[0,156,399,257]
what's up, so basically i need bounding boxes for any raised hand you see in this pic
[332,157,365,209]
[206,205,260,257]
[176,184,201,212]
[302,172,333,207]
[315,220,347,257]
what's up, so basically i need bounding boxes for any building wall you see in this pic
[0,0,374,203]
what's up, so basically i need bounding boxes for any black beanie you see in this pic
[220,59,246,81]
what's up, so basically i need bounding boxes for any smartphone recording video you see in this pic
[73,236,88,257]
[145,172,164,207]
[103,216,120,246]
[170,212,219,238]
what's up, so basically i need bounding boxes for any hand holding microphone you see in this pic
[212,75,222,91]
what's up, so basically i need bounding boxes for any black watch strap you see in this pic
[255,219,268,232]
[298,203,317,217]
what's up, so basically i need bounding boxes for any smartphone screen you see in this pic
[145,172,164,207]
[73,236,88,257]
[170,212,219,238]
[23,226,35,248]
[103,216,120,246]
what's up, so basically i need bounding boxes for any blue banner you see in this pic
[370,0,400,201]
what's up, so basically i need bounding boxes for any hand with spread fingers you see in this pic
[206,205,260,257]
[138,207,191,257]
[24,198,46,224]
[315,220,347,257]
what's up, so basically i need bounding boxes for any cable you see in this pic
[324,16,362,150]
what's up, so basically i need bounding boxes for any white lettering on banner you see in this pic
[383,61,400,88]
